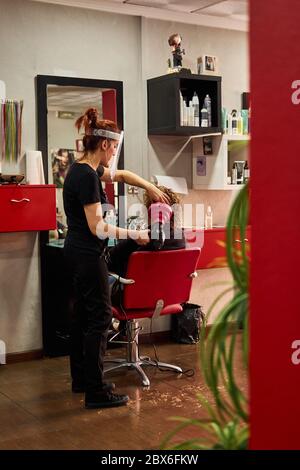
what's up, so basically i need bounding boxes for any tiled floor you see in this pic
[0,339,247,450]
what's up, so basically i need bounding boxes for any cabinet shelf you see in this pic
[149,126,222,136]
[223,134,250,140]
[224,184,246,191]
[147,72,222,136]
[192,135,250,190]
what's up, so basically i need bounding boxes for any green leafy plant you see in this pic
[162,183,249,449]
[161,412,248,450]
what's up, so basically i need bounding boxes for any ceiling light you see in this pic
[56,111,75,119]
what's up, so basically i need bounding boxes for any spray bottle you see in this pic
[205,205,213,229]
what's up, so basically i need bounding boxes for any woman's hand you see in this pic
[134,229,150,246]
[146,184,170,205]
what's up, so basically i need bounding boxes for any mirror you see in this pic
[36,75,124,240]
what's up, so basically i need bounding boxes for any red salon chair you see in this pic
[104,247,200,386]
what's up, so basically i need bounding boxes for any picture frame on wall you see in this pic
[51,148,75,188]
[196,156,206,176]
[197,55,218,75]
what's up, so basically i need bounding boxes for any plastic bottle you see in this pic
[241,109,248,135]
[188,101,194,126]
[231,162,237,184]
[179,91,184,126]
[204,94,212,127]
[227,113,232,135]
[231,110,238,135]
[192,92,200,126]
[205,205,213,229]
[183,99,188,126]
[222,107,227,133]
[243,160,250,182]
[237,112,243,135]
[201,107,208,127]
[236,161,245,184]
[248,107,251,134]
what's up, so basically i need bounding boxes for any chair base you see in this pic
[104,319,182,387]
[104,358,182,387]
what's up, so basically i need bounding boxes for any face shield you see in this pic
[90,128,124,180]
[109,130,124,180]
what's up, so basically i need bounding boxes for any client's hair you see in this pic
[143,185,180,209]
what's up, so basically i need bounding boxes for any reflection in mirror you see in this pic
[36,75,124,356]
[46,85,116,234]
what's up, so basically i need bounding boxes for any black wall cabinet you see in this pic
[147,72,222,135]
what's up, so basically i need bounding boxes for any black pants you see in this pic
[64,249,112,393]
[106,239,138,277]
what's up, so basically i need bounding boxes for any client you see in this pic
[106,185,186,278]
[106,185,186,313]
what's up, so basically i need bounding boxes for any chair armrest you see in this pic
[109,272,135,285]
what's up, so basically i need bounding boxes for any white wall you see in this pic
[0,0,143,172]
[0,233,43,352]
[0,0,248,351]
[0,0,143,353]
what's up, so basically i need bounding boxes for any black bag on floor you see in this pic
[171,303,205,344]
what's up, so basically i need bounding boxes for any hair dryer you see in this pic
[148,202,173,250]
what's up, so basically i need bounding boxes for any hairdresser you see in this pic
[63,108,169,409]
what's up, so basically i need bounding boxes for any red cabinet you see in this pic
[0,185,56,232]
[185,226,251,269]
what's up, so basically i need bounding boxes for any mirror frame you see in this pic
[36,74,125,232]
[36,74,124,184]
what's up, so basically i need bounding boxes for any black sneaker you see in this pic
[85,391,129,409]
[72,382,115,393]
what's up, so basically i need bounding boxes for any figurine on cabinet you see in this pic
[168,33,185,69]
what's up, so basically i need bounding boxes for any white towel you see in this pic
[25,150,45,185]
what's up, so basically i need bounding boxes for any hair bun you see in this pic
[85,107,99,126]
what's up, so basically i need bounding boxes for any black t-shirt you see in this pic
[63,162,109,256]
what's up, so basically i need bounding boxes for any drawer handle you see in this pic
[10,198,31,203]
[234,238,249,243]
